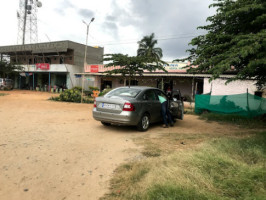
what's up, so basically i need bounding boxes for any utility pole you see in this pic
[81,17,95,103]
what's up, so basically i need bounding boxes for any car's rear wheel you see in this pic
[137,113,150,132]
[101,122,111,126]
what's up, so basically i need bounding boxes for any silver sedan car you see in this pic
[93,86,184,131]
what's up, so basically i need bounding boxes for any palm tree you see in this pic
[137,33,163,60]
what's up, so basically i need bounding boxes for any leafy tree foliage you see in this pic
[137,33,163,60]
[177,0,266,88]
[103,54,166,86]
[0,60,22,78]
[103,33,167,86]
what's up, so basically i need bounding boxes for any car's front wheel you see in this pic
[137,113,150,132]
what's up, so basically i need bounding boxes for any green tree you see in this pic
[103,54,166,87]
[0,60,22,78]
[137,33,163,60]
[176,0,266,88]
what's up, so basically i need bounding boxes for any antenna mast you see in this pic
[17,0,42,44]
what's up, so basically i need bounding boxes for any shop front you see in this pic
[76,62,204,100]
[16,63,80,91]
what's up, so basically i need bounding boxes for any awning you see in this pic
[75,72,236,78]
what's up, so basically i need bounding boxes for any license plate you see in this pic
[99,103,120,110]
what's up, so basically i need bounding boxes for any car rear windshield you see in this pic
[106,88,141,98]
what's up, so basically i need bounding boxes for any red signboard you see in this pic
[90,65,99,73]
[36,63,50,70]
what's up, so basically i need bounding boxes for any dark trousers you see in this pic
[161,101,173,125]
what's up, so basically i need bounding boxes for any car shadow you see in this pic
[95,121,166,134]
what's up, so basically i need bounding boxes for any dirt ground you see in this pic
[0,90,243,200]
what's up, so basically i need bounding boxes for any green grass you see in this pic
[145,184,216,200]
[191,132,266,199]
[200,112,266,129]
[101,131,266,200]
[141,142,162,157]
[184,107,195,115]
[0,93,8,96]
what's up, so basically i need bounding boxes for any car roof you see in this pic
[116,86,160,90]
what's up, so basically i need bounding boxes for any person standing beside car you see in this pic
[158,92,174,128]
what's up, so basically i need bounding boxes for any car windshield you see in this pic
[106,88,141,98]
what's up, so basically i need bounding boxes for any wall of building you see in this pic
[68,41,103,67]
[138,77,157,87]
[203,78,258,95]
[10,53,74,65]
[139,77,194,98]
[1,40,104,68]
[64,64,83,89]
[75,76,97,90]
[83,75,195,100]
[173,78,193,97]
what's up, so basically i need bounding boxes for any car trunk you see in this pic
[95,96,129,114]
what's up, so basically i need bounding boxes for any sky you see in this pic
[0,0,216,62]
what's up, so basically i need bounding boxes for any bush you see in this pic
[99,88,112,96]
[84,90,93,96]
[72,86,82,91]
[83,98,95,104]
[59,88,81,102]
[49,87,95,104]
[88,86,99,91]
[86,86,100,97]
[49,96,60,101]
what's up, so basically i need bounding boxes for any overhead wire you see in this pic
[38,18,204,47]
[90,34,204,46]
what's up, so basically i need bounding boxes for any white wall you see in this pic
[65,64,83,89]
[204,78,257,95]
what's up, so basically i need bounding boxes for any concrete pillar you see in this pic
[66,73,71,89]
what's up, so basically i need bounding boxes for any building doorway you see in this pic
[101,80,112,90]
[157,79,173,92]
[195,78,204,95]
[55,74,67,89]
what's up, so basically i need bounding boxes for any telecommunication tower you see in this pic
[17,0,42,44]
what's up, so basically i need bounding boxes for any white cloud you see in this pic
[0,0,215,61]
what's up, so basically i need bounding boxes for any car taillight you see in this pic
[94,100,96,108]
[123,102,135,111]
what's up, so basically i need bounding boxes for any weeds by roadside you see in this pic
[101,115,266,200]
[184,107,195,115]
[0,93,8,96]
[200,112,266,129]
